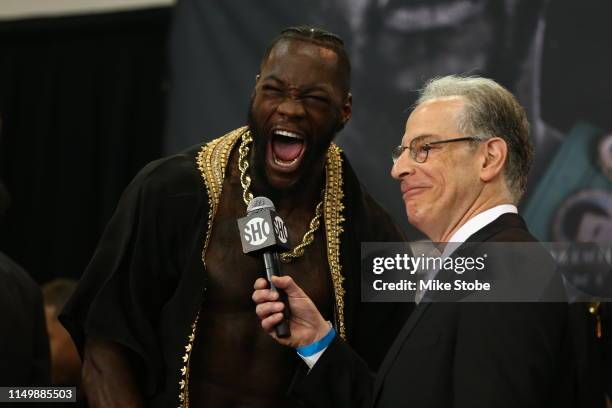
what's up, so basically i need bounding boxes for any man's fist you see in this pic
[252,276,330,348]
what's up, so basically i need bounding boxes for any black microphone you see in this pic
[237,196,291,338]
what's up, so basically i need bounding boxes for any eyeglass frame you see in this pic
[392,136,484,164]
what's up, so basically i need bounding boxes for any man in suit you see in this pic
[252,75,570,407]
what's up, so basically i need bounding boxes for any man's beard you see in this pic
[246,102,343,200]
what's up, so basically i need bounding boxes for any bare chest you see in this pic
[188,176,335,404]
[204,180,335,317]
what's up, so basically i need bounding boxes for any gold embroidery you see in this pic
[324,144,346,339]
[179,127,244,407]
[178,127,346,406]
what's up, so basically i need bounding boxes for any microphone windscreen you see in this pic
[247,196,276,214]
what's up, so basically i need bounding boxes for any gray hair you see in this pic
[416,75,532,201]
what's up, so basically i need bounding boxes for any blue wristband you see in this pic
[296,325,336,357]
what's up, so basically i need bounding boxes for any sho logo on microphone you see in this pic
[237,196,291,254]
[274,216,288,244]
[244,217,271,246]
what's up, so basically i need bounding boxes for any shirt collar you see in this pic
[441,204,518,258]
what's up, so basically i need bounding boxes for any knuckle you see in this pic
[255,304,265,316]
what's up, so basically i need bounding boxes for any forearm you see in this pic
[83,338,144,408]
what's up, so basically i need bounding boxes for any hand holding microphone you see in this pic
[252,275,330,349]
[237,196,293,337]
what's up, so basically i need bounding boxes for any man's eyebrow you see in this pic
[261,75,284,85]
[261,75,332,94]
[408,134,438,144]
[301,85,332,94]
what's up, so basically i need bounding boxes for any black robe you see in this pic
[60,139,408,406]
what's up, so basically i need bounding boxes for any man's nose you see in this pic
[390,151,415,180]
[277,97,306,118]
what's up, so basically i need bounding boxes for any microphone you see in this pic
[237,196,291,338]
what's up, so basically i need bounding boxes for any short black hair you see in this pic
[262,25,351,95]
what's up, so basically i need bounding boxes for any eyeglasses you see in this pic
[392,136,482,164]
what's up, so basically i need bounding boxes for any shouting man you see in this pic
[61,26,406,407]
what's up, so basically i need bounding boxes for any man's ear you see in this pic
[341,92,352,125]
[251,74,261,98]
[480,137,507,182]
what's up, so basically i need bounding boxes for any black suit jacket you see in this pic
[291,213,572,408]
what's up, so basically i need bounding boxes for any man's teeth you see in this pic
[274,130,303,139]
[273,155,299,166]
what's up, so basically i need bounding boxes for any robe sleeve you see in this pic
[60,154,203,394]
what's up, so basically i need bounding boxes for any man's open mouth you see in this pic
[267,129,306,172]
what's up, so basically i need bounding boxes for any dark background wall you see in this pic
[0,8,170,282]
[0,0,611,284]
[166,0,612,242]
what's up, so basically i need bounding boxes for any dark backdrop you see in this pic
[0,8,171,282]
[1,0,611,282]
[166,0,612,241]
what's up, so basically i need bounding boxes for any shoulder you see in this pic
[132,127,243,199]
[475,213,538,243]
[99,144,209,236]
[131,143,204,199]
[0,252,40,305]
[488,227,537,243]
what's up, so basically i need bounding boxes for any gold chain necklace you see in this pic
[238,130,324,263]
